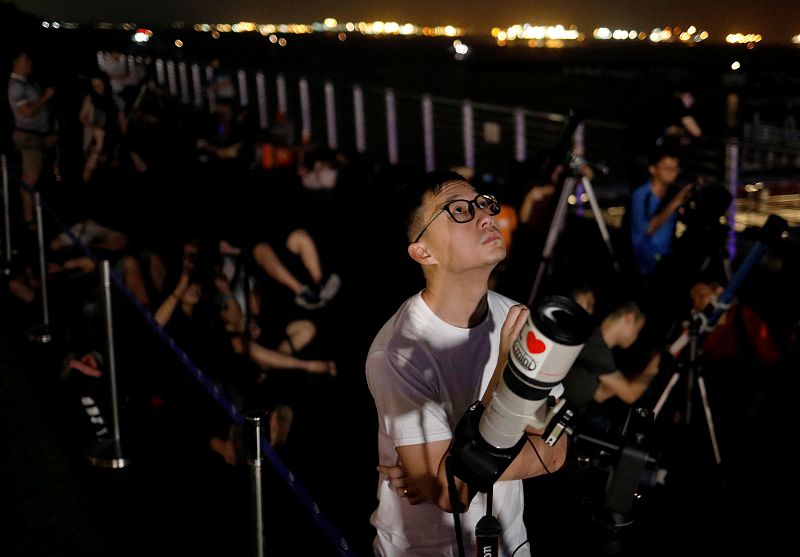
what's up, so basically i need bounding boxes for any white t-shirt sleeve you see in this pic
[367,349,453,448]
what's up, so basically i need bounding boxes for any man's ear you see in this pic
[408,242,436,266]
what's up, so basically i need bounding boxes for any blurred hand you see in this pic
[377,462,426,505]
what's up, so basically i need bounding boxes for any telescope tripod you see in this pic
[652,318,722,465]
[528,170,620,306]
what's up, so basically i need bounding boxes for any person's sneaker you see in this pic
[319,273,341,303]
[295,285,324,309]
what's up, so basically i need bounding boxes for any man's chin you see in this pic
[487,248,507,267]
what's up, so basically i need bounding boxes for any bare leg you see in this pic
[252,241,304,293]
[20,171,39,225]
[285,228,323,285]
[249,341,335,375]
[278,319,316,354]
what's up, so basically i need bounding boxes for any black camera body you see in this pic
[571,407,661,528]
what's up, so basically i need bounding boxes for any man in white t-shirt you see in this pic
[366,171,567,556]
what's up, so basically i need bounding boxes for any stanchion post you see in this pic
[26,191,52,343]
[2,153,12,273]
[87,259,131,468]
[246,410,268,557]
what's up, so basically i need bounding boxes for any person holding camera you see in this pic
[628,147,696,335]
[629,147,693,278]
[365,171,566,557]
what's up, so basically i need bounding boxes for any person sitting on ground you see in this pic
[47,218,151,306]
[251,227,340,310]
[681,278,781,434]
[688,278,781,368]
[246,255,338,381]
[155,239,335,463]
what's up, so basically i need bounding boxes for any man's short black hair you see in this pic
[608,300,644,321]
[402,170,469,242]
[648,144,680,166]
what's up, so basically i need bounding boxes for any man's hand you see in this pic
[482,304,530,405]
[377,462,426,505]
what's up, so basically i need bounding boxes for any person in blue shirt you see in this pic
[629,147,692,276]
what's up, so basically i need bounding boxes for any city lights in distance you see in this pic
[492,24,581,47]
[191,20,462,37]
[37,17,792,47]
[726,33,762,44]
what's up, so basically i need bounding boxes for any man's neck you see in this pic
[422,269,492,328]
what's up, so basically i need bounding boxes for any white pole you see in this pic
[353,85,366,153]
[256,71,269,129]
[237,69,249,107]
[324,81,338,149]
[276,74,288,115]
[299,78,311,142]
[385,89,398,165]
[178,61,190,104]
[191,63,203,108]
[422,95,435,172]
[166,60,177,97]
[155,58,166,86]
[514,108,526,162]
[462,100,474,170]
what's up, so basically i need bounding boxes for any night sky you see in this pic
[14,0,800,42]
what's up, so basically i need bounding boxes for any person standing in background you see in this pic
[7,49,56,227]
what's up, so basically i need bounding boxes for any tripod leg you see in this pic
[652,371,680,419]
[696,376,722,465]
[580,177,620,274]
[685,367,694,425]
[528,177,575,306]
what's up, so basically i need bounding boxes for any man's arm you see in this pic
[15,86,54,119]
[681,115,702,138]
[499,432,567,480]
[595,352,661,404]
[646,185,692,236]
[396,439,467,511]
[395,431,566,512]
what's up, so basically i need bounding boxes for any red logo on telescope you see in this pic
[526,331,546,354]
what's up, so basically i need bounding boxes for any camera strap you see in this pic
[444,455,467,557]
[475,489,501,557]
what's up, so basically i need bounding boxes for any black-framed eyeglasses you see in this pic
[413,194,500,243]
